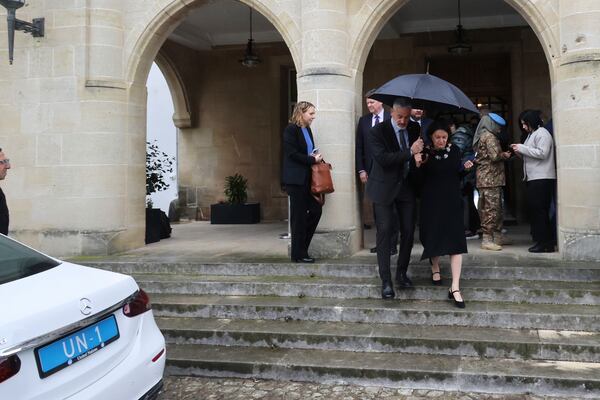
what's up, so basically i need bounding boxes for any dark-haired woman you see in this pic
[510,110,556,253]
[282,101,323,263]
[414,122,474,308]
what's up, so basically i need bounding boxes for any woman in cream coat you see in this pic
[511,110,556,253]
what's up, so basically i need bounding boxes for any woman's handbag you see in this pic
[311,160,334,204]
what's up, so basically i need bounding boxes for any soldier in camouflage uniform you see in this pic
[474,114,512,251]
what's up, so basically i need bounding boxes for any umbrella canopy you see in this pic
[370,73,479,114]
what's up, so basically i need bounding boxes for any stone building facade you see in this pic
[0,0,599,261]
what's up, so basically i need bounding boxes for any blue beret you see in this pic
[489,113,506,126]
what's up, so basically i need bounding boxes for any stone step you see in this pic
[135,274,600,305]
[165,343,600,398]
[150,294,600,331]
[89,261,600,282]
[157,317,600,363]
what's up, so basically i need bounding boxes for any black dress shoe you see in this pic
[381,283,395,299]
[293,257,315,263]
[528,243,554,253]
[448,289,465,308]
[370,247,377,253]
[431,271,442,286]
[395,275,414,289]
[528,243,541,252]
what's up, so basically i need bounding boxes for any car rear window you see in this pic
[0,236,60,285]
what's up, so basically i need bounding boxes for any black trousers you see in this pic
[372,204,399,249]
[286,183,322,260]
[373,185,416,284]
[463,182,480,233]
[526,179,555,245]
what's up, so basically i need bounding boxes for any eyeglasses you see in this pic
[0,159,10,165]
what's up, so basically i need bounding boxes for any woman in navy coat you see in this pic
[281,101,323,263]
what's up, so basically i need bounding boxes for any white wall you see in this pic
[146,63,178,213]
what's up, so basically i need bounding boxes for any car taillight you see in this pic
[123,289,151,318]
[0,355,21,383]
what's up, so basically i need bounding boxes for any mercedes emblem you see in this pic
[80,298,92,316]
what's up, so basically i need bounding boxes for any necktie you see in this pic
[373,114,380,127]
[400,129,410,178]
[396,129,406,149]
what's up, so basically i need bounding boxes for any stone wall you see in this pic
[1,0,600,260]
[160,40,292,221]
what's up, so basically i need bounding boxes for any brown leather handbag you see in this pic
[311,160,334,204]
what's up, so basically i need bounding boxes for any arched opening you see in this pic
[351,0,556,252]
[125,0,300,245]
[146,62,178,214]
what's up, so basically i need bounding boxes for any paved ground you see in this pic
[75,220,561,264]
[157,376,573,400]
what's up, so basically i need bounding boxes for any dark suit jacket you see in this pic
[366,120,420,205]
[415,117,434,145]
[282,123,317,186]
[0,188,8,235]
[355,111,390,174]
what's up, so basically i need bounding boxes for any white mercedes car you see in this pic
[0,234,165,400]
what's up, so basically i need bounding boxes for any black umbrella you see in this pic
[370,73,479,114]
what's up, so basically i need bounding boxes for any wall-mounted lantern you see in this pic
[0,0,44,64]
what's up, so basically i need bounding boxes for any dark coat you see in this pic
[355,111,390,174]
[415,117,434,145]
[282,123,317,186]
[0,188,8,235]
[366,119,421,205]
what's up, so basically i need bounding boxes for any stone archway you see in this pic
[347,0,559,79]
[121,0,303,245]
[350,0,558,256]
[154,51,192,129]
[125,0,302,89]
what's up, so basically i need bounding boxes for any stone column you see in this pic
[296,0,361,258]
[1,1,139,256]
[554,1,600,260]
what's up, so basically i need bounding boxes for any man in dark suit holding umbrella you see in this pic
[355,89,397,254]
[367,98,423,299]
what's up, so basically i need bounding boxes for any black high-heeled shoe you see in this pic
[448,289,465,308]
[431,271,442,286]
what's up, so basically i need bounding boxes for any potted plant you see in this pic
[145,140,174,243]
[211,173,260,224]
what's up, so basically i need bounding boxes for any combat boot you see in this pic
[481,234,502,251]
[493,232,512,246]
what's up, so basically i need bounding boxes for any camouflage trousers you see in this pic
[478,187,503,236]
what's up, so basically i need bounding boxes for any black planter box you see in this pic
[145,208,172,244]
[145,208,162,244]
[210,203,260,224]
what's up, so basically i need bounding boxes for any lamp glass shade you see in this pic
[0,0,25,9]
[239,38,261,67]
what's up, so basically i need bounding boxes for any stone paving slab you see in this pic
[156,317,600,351]
[134,274,600,289]
[157,317,600,362]
[68,221,571,265]
[158,317,600,347]
[165,344,600,398]
[156,376,579,400]
[87,260,600,283]
[133,273,600,304]
[151,293,600,331]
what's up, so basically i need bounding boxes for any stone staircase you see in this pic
[90,257,600,398]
